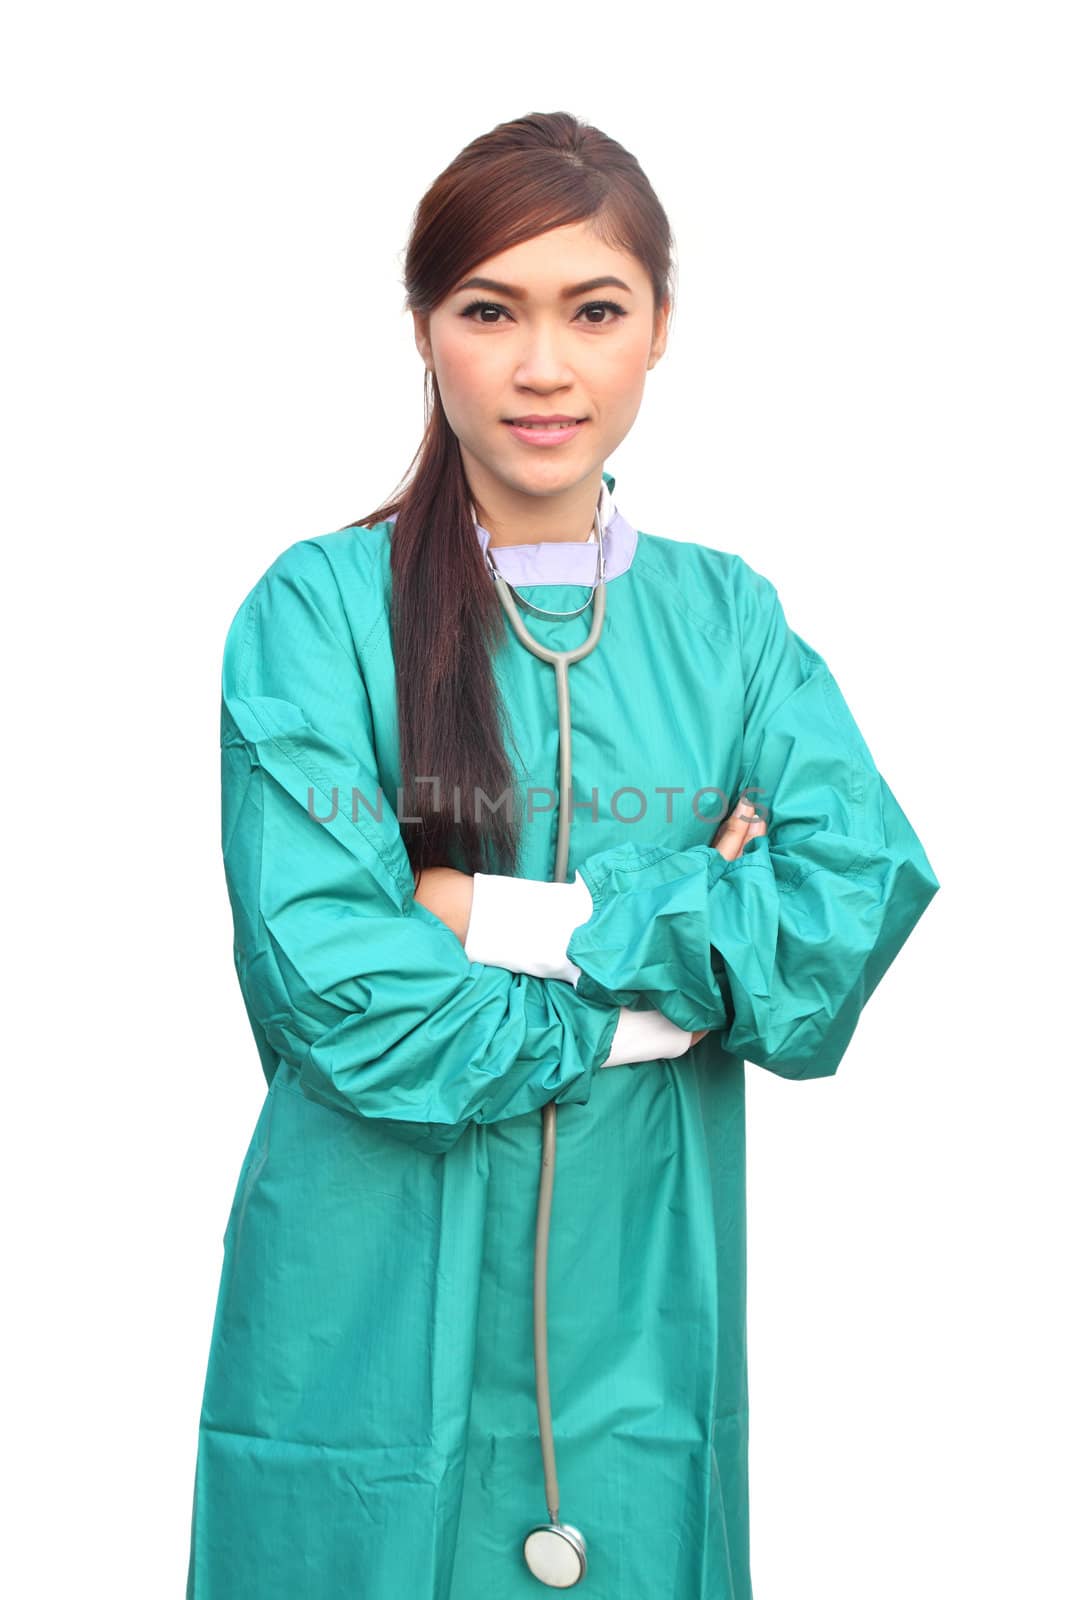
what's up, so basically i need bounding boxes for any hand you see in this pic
[711,792,767,862]
[413,867,475,944]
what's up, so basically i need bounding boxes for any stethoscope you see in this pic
[482,501,607,1588]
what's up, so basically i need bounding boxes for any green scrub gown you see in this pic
[186,471,939,1598]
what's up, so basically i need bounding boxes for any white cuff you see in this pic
[464,872,595,986]
[601,1006,694,1068]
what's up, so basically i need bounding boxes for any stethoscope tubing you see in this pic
[487,505,606,1580]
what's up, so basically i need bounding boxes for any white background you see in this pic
[5,2,1064,1595]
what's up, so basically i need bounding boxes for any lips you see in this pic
[503,419,587,447]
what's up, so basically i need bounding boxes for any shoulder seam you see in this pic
[299,532,391,663]
[631,541,736,644]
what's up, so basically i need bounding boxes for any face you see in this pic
[411,220,669,534]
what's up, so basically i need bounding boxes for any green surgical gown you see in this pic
[186,474,939,1598]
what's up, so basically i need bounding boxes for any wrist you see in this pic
[457,871,474,944]
[414,867,475,944]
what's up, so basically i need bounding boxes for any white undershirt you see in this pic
[464,872,694,1068]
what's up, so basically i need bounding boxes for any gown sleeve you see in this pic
[220,538,622,1155]
[563,556,941,1080]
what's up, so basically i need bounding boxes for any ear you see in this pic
[411,309,434,373]
[648,298,670,370]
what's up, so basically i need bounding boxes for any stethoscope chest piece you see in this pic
[523,1521,588,1588]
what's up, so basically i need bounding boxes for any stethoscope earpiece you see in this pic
[523,1521,588,1587]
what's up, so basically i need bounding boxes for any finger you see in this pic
[733,797,769,839]
[712,796,758,860]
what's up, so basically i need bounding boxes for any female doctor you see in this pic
[186,110,940,1599]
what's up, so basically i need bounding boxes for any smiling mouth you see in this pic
[503,418,587,430]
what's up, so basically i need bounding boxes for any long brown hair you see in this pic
[346,111,675,885]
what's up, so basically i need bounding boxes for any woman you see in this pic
[186,111,939,1598]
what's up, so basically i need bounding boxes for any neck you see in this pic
[466,460,604,548]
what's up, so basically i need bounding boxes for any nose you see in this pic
[512,319,575,391]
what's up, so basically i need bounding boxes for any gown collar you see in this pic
[471,470,637,587]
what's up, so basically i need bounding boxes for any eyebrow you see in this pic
[452,274,633,300]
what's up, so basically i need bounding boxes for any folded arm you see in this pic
[221,539,628,1154]
[556,561,940,1080]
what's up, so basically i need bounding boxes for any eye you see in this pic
[578,301,627,325]
[459,300,513,324]
[458,299,629,326]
